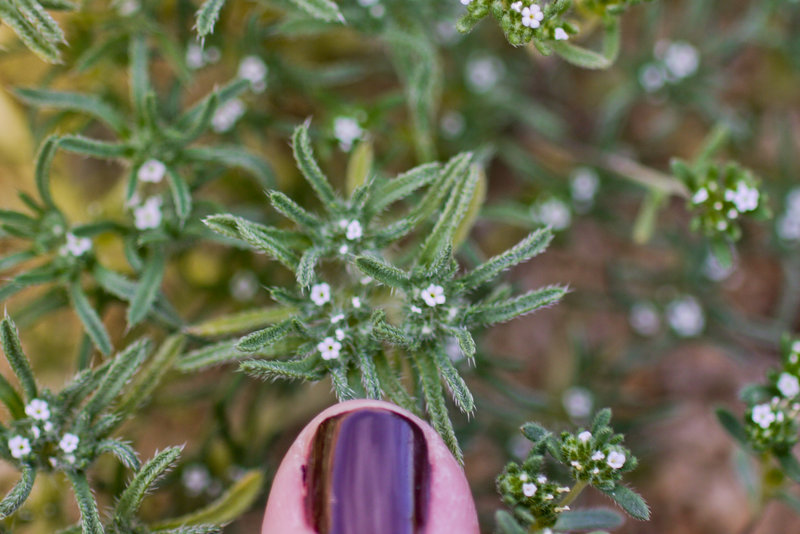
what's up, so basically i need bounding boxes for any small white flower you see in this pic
[440,111,466,139]
[752,403,776,429]
[460,0,471,5]
[61,233,92,257]
[369,4,385,17]
[554,28,569,41]
[421,325,433,335]
[410,305,422,314]
[510,1,523,12]
[31,426,40,439]
[137,159,166,183]
[333,117,363,152]
[8,436,31,459]
[44,422,53,433]
[25,399,50,421]
[703,252,735,282]
[607,450,626,469]
[537,475,548,484]
[577,431,592,443]
[519,473,529,482]
[133,197,163,230]
[230,270,259,302]
[117,0,139,16]
[339,244,349,255]
[331,313,345,324]
[725,182,759,213]
[335,328,345,341]
[59,433,80,453]
[522,482,537,497]
[310,283,331,306]
[716,220,728,231]
[639,63,666,92]
[238,56,268,93]
[183,465,211,496]
[317,337,342,360]
[663,41,699,80]
[211,98,246,133]
[564,388,594,419]
[570,461,583,470]
[346,220,363,241]
[591,451,605,461]
[629,301,660,336]
[521,5,544,28]
[778,213,800,242]
[536,198,571,230]
[352,297,361,308]
[666,296,705,337]
[466,56,504,93]
[777,373,800,398]
[205,46,221,64]
[421,284,446,307]
[186,44,205,69]
[692,188,709,204]
[570,168,599,205]
[64,454,76,464]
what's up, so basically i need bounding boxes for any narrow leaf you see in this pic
[166,169,192,224]
[96,439,141,470]
[195,0,227,37]
[14,88,127,133]
[369,162,441,215]
[237,320,293,353]
[66,471,103,534]
[240,354,323,381]
[0,465,35,519]
[115,334,185,418]
[115,447,183,519]
[459,227,553,289]
[292,121,337,205]
[84,339,150,419]
[432,348,474,413]
[554,508,624,531]
[187,306,295,337]
[466,285,566,327]
[0,316,37,400]
[413,351,462,464]
[287,0,345,23]
[354,255,407,288]
[128,247,167,327]
[715,407,749,449]
[601,484,650,521]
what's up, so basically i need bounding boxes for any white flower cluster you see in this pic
[639,41,700,92]
[212,98,246,133]
[238,55,268,93]
[333,117,363,152]
[7,399,80,465]
[692,179,760,224]
[357,0,385,18]
[777,188,800,242]
[60,232,92,258]
[666,295,705,338]
[185,43,221,70]
[751,401,784,429]
[338,219,363,241]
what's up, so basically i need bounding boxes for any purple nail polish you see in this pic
[304,408,431,534]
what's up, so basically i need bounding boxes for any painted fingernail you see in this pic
[305,408,430,534]
[261,399,479,534]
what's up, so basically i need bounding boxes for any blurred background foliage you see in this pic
[1,0,800,532]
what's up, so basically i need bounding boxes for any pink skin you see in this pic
[262,399,480,534]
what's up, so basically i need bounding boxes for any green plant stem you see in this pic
[559,479,589,508]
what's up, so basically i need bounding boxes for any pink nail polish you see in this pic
[261,399,479,534]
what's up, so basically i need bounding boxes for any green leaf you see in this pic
[286,0,345,23]
[0,316,38,400]
[374,352,417,414]
[66,471,103,534]
[14,88,127,133]
[371,312,417,348]
[34,135,59,209]
[128,247,166,327]
[176,339,243,371]
[0,372,25,419]
[187,306,295,337]
[130,34,150,120]
[115,334,185,419]
[59,135,128,159]
[84,339,150,420]
[0,3,61,62]
[432,348,474,413]
[292,121,338,206]
[354,255,408,289]
[458,227,553,289]
[368,162,441,215]
[520,421,550,443]
[240,354,324,381]
[203,215,299,269]
[115,447,183,520]
[237,320,293,352]
[92,265,182,328]
[776,451,800,484]
[551,18,620,70]
[466,285,566,326]
[601,484,650,521]
[554,508,624,531]
[0,465,35,519]
[346,140,373,194]
[408,152,472,225]
[413,351,462,464]
[0,250,35,272]
[715,407,749,449]
[494,510,527,534]
[297,247,323,288]
[268,190,321,229]
[151,470,263,529]
[184,145,276,187]
[452,166,486,247]
[15,0,65,44]
[96,439,141,470]
[443,326,476,361]
[195,0,227,37]
[356,350,381,399]
[166,168,192,225]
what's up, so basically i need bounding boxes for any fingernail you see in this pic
[304,409,431,534]
[261,399,479,534]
